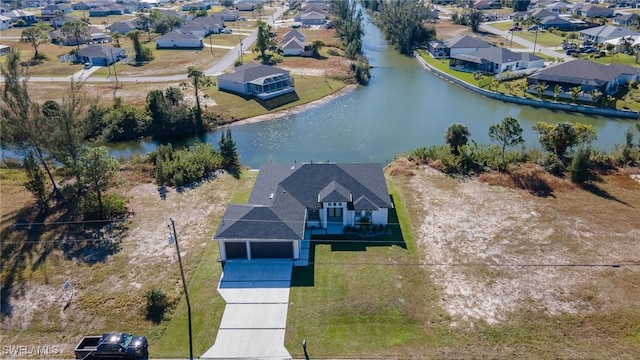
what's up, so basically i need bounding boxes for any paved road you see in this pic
[3,6,284,83]
[480,21,575,62]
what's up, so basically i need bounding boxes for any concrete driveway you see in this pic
[201,260,293,360]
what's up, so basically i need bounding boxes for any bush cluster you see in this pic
[149,143,223,187]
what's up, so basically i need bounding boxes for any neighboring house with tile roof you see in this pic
[427,35,493,58]
[579,24,640,43]
[214,163,394,262]
[450,47,544,74]
[527,59,640,97]
[217,63,296,100]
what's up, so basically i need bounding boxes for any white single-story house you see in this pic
[192,16,225,34]
[217,63,296,100]
[109,19,139,35]
[214,163,394,263]
[212,9,238,21]
[579,25,640,44]
[155,30,204,49]
[235,0,258,11]
[450,47,545,74]
[427,35,493,59]
[0,14,12,30]
[41,4,73,16]
[280,37,311,56]
[78,44,126,65]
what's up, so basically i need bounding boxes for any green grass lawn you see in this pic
[513,30,566,48]
[418,50,486,86]
[284,181,440,358]
[490,21,516,31]
[209,73,347,120]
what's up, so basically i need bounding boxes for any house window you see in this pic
[516,62,519,68]
[327,208,342,217]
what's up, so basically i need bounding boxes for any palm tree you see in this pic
[185,67,214,128]
[528,16,541,53]
[570,86,582,103]
[553,84,562,101]
[445,123,470,156]
[535,82,548,99]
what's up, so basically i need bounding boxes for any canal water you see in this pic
[110,17,636,169]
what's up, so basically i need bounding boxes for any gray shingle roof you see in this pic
[215,163,393,241]
[78,45,122,57]
[528,59,640,86]
[217,63,290,83]
[580,25,640,40]
[443,35,493,49]
[453,47,543,64]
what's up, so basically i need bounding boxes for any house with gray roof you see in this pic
[579,24,640,43]
[109,19,139,35]
[155,30,203,49]
[571,4,614,18]
[214,163,393,262]
[217,63,296,100]
[450,47,544,74]
[427,35,493,59]
[192,15,225,34]
[613,13,639,27]
[78,44,126,65]
[212,9,238,21]
[527,59,640,100]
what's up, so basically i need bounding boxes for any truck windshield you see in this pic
[119,334,133,348]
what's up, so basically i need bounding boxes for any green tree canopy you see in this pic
[488,116,524,160]
[20,22,52,60]
[77,146,120,219]
[533,122,598,161]
[60,20,90,49]
[445,123,470,156]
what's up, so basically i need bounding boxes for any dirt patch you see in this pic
[407,165,640,325]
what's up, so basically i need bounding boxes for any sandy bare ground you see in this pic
[407,166,640,326]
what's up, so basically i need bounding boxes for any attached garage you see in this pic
[225,242,248,259]
[250,242,294,259]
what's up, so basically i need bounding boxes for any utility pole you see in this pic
[168,218,193,360]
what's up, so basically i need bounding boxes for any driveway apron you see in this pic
[201,259,293,360]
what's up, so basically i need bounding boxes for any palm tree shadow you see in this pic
[581,183,633,207]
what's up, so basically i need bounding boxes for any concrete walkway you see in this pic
[201,260,293,360]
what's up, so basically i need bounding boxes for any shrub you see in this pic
[144,288,169,323]
[80,193,128,220]
[569,147,591,183]
[540,153,566,176]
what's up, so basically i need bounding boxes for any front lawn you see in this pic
[285,182,437,358]
[513,30,566,48]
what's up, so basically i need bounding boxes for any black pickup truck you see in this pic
[74,333,148,360]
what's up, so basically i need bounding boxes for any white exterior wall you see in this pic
[218,79,247,95]
[371,208,389,226]
[156,38,203,48]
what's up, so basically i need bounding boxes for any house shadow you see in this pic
[291,196,406,287]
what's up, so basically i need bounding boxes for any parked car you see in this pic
[582,47,598,53]
[83,62,92,69]
[221,28,232,34]
[510,26,522,31]
[566,49,580,55]
[563,43,578,50]
[75,333,148,360]
[528,25,538,31]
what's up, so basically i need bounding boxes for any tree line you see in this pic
[409,118,640,185]
[363,0,437,55]
[1,50,237,220]
[329,0,370,84]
